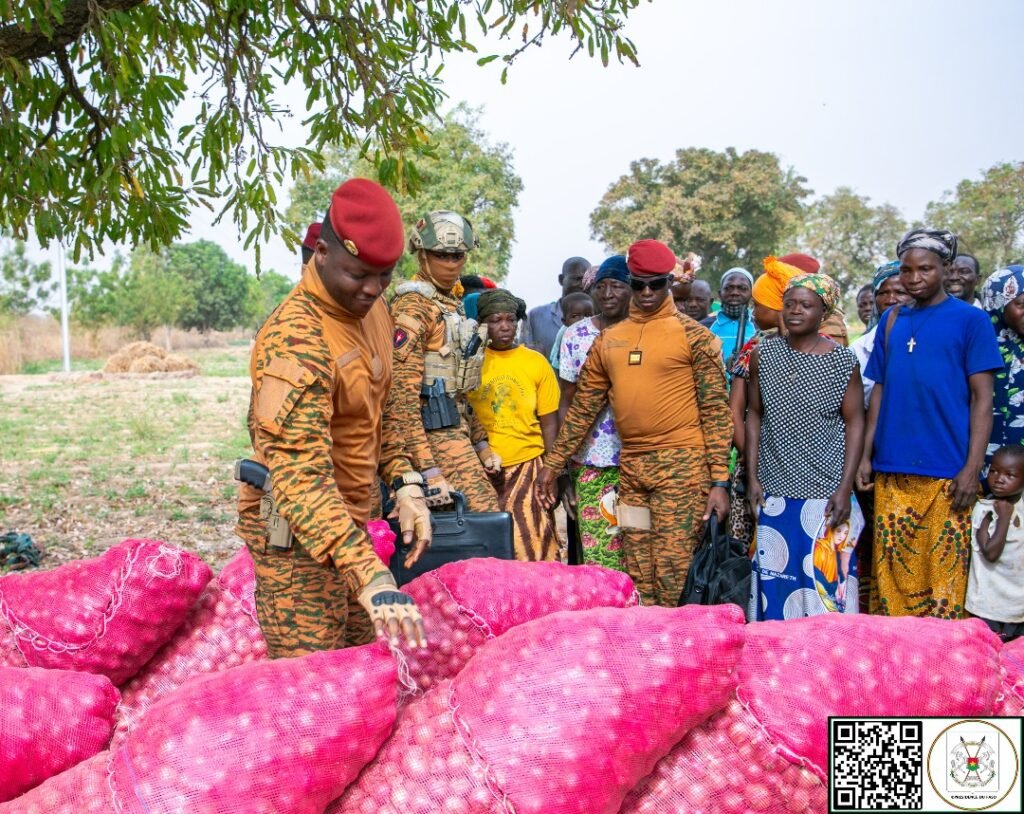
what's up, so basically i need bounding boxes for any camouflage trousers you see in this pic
[237,508,373,659]
[617,447,710,607]
[427,422,500,512]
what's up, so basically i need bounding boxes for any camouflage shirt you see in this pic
[546,296,733,481]
[237,262,413,595]
[389,280,488,472]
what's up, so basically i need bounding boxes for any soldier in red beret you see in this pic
[537,239,733,606]
[300,222,321,266]
[237,178,433,656]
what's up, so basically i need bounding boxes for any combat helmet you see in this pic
[409,211,476,254]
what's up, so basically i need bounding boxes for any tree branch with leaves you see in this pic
[0,0,644,264]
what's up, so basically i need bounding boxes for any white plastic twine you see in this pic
[733,686,828,783]
[1,541,147,655]
[447,683,517,814]
[432,572,496,640]
[144,545,184,584]
[385,639,419,703]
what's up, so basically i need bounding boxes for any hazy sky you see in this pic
[38,0,1024,309]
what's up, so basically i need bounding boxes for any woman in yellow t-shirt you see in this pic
[468,290,561,561]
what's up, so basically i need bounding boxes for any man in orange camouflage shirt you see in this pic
[237,179,432,658]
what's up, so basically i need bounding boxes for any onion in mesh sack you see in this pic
[620,697,826,814]
[396,559,638,696]
[995,635,1024,716]
[737,614,1003,779]
[0,539,212,685]
[113,548,266,744]
[331,604,744,814]
[0,667,119,802]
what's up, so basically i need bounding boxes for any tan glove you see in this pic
[357,574,426,649]
[476,444,502,474]
[393,483,432,567]
[421,467,452,507]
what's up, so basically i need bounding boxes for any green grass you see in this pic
[196,349,249,377]
[20,357,104,374]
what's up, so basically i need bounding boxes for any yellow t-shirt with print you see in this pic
[468,345,561,467]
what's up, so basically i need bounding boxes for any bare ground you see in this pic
[0,346,253,572]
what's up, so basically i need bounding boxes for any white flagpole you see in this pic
[58,241,70,372]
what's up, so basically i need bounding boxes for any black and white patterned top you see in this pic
[756,336,858,499]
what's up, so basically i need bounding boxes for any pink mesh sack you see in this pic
[738,615,1003,780]
[0,666,119,802]
[995,636,1024,715]
[333,604,744,814]
[397,559,638,694]
[367,519,396,566]
[113,547,266,745]
[620,698,826,814]
[0,751,114,814]
[7,643,399,813]
[0,539,212,685]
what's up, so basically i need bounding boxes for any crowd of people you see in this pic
[238,177,1024,657]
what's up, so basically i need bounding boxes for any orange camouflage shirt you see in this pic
[237,262,413,594]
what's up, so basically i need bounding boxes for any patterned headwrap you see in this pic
[896,228,958,262]
[595,255,629,284]
[581,264,600,292]
[786,272,842,316]
[752,256,804,310]
[673,251,702,283]
[867,260,901,328]
[477,289,527,322]
[981,266,1024,467]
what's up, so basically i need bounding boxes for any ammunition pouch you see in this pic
[421,377,461,431]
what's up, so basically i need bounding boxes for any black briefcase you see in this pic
[679,515,752,609]
[388,491,514,586]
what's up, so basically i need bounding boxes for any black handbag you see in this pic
[388,491,515,586]
[679,515,752,609]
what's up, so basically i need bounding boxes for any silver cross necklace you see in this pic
[906,303,942,353]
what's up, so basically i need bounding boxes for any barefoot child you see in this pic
[968,445,1024,642]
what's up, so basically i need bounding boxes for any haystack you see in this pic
[104,342,198,375]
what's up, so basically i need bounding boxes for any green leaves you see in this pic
[0,0,644,263]
[590,147,811,280]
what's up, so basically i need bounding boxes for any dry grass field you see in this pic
[0,344,254,572]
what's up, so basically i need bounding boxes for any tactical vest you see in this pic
[393,280,488,397]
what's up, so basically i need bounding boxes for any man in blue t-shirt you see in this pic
[706,267,756,374]
[857,228,1001,620]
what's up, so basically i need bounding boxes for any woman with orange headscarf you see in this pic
[726,254,810,547]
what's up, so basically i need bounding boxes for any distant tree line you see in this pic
[0,237,293,338]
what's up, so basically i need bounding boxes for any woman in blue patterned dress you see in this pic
[745,273,865,620]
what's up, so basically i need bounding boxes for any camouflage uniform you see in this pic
[389,212,499,512]
[545,297,732,606]
[236,262,414,658]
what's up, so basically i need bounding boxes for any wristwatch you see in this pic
[391,472,425,492]
[710,480,731,490]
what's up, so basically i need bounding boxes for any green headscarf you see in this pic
[477,289,527,322]
[785,273,842,315]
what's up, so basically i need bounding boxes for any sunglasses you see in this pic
[628,274,672,292]
[427,250,466,262]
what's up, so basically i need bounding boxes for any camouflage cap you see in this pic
[409,211,476,254]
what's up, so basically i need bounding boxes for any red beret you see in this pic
[778,253,820,274]
[480,277,497,289]
[626,239,676,276]
[328,178,405,268]
[302,222,321,251]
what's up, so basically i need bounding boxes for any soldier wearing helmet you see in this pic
[388,211,501,512]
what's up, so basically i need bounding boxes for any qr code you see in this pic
[830,719,923,811]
